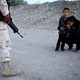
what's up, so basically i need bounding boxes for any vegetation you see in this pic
[9,0,27,6]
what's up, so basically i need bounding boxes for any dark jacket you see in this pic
[57,16,67,35]
[65,16,80,43]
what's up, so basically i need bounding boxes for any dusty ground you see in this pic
[0,1,80,80]
[0,28,80,80]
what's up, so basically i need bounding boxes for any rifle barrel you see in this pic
[17,32,23,38]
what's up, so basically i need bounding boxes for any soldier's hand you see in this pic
[60,27,64,31]
[3,14,10,23]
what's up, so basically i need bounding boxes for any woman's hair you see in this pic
[65,16,80,25]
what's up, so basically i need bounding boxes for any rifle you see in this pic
[0,0,23,38]
[0,12,23,38]
[8,17,23,38]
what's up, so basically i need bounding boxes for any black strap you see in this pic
[6,0,10,10]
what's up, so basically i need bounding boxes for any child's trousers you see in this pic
[56,34,66,50]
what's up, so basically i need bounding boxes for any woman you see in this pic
[65,16,80,50]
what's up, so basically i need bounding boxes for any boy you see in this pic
[55,7,70,51]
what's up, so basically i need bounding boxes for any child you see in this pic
[55,7,70,51]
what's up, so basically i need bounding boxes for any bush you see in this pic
[10,0,25,6]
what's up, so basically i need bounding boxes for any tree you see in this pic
[10,0,24,6]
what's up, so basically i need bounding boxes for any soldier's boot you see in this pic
[2,61,21,77]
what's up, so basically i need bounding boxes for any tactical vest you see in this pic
[0,0,10,21]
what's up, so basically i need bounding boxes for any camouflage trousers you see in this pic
[0,22,11,62]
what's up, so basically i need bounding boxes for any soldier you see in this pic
[0,0,21,77]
